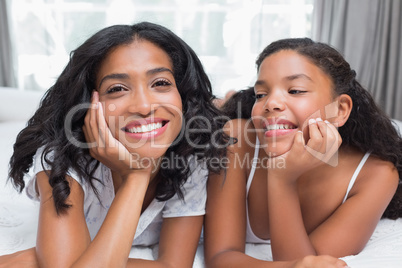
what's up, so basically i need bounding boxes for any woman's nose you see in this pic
[128,87,153,116]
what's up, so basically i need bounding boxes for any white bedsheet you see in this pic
[1,119,402,268]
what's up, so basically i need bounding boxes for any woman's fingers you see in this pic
[83,91,99,149]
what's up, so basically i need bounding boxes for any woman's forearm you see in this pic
[72,174,149,268]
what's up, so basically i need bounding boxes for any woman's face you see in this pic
[96,40,183,160]
[251,50,336,157]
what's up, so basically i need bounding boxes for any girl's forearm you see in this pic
[71,174,149,268]
[206,250,297,268]
[267,173,316,260]
[126,258,174,268]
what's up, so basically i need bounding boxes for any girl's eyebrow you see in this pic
[254,73,313,88]
[284,73,313,81]
[98,67,174,89]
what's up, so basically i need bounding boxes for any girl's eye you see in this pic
[255,93,266,99]
[289,89,307,95]
[106,85,126,94]
[152,79,172,87]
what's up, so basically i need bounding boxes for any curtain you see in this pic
[312,0,402,120]
[0,0,16,87]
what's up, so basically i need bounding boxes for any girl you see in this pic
[3,22,229,267]
[205,38,402,267]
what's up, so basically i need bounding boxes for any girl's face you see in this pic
[252,50,336,157]
[96,40,183,160]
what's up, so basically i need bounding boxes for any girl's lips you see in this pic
[262,118,298,138]
[264,127,298,138]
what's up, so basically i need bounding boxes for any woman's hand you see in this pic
[0,248,39,268]
[83,91,152,179]
[268,118,341,183]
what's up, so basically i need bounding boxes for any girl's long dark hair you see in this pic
[9,22,229,214]
[223,38,402,219]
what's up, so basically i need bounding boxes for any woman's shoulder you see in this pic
[26,146,102,200]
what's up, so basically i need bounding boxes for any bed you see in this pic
[1,87,401,267]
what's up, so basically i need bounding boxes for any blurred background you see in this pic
[1,0,401,119]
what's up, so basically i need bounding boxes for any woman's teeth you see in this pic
[266,124,296,131]
[127,122,163,133]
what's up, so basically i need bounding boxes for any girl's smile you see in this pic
[252,50,335,156]
[262,117,298,138]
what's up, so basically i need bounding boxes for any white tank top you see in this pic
[245,138,371,243]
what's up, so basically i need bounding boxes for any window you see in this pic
[10,0,313,97]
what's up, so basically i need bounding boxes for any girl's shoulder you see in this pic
[348,152,399,199]
[360,154,399,185]
[222,119,259,179]
[223,118,258,153]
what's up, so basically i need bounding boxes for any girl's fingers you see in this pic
[304,118,341,163]
[325,120,343,147]
[291,130,306,154]
[306,118,324,153]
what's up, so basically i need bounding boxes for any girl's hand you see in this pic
[293,255,349,268]
[83,91,152,178]
[0,248,39,268]
[268,118,341,183]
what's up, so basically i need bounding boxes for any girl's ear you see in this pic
[335,94,353,127]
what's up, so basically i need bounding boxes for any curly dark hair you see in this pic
[9,22,230,214]
[223,38,402,219]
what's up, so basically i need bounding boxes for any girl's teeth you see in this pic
[128,122,163,133]
[266,124,295,131]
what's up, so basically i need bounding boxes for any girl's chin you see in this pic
[262,145,292,158]
[264,150,287,158]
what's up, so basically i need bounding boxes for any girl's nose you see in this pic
[263,90,286,112]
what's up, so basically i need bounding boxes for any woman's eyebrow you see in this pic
[98,73,129,88]
[147,67,174,76]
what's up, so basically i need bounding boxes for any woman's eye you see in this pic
[107,85,126,94]
[289,89,307,95]
[153,79,172,87]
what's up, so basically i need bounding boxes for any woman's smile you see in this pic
[122,118,169,140]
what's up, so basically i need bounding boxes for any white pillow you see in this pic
[392,119,402,136]
[0,88,43,122]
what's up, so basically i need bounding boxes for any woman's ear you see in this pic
[335,94,353,127]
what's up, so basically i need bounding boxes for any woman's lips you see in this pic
[122,118,169,140]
